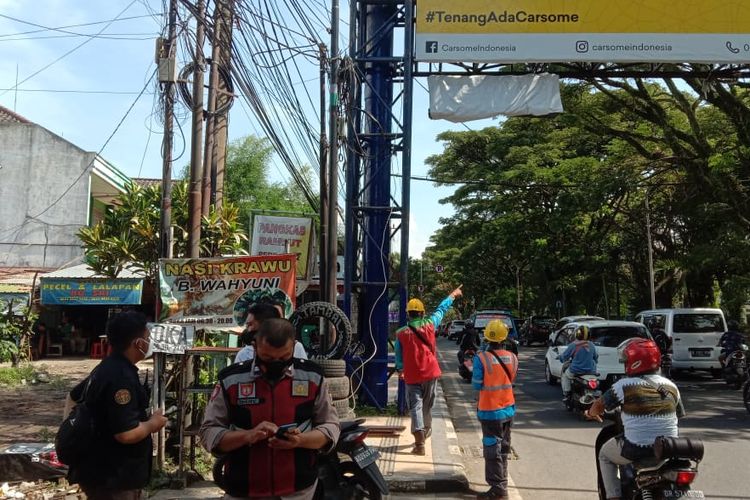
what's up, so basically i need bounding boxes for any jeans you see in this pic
[405,378,437,433]
[480,419,512,494]
[598,437,632,498]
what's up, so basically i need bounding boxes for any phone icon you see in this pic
[726,41,741,54]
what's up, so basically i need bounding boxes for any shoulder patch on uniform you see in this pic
[114,388,131,405]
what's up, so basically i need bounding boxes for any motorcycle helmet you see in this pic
[618,338,660,376]
[483,319,509,343]
[727,319,740,331]
[406,298,425,314]
[575,325,590,341]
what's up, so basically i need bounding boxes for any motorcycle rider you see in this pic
[458,321,480,364]
[472,319,518,500]
[719,319,745,368]
[559,325,598,403]
[586,338,685,500]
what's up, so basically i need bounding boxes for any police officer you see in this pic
[472,320,518,500]
[67,311,168,500]
[200,318,340,500]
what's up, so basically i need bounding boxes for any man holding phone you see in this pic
[201,318,340,499]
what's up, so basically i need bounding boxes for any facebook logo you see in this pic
[425,41,438,53]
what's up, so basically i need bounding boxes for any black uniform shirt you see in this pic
[69,352,152,490]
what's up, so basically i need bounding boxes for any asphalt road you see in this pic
[435,336,750,500]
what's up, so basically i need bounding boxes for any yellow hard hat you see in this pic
[406,298,425,313]
[484,319,509,343]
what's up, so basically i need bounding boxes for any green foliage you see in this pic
[424,81,750,317]
[0,364,37,386]
[0,306,35,365]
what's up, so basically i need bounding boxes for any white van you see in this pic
[635,308,727,373]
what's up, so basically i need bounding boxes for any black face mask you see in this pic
[257,357,293,380]
[240,328,255,346]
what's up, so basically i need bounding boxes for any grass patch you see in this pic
[0,364,37,386]
[354,403,401,417]
[37,426,55,442]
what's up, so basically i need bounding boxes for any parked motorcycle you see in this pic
[458,348,476,382]
[213,419,389,500]
[564,372,601,415]
[595,412,705,500]
[722,345,748,389]
[743,379,750,414]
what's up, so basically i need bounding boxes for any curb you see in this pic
[388,472,470,493]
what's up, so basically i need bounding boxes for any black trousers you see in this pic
[480,419,513,493]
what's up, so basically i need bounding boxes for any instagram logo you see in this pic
[575,40,589,53]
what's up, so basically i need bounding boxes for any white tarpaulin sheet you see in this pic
[428,73,563,122]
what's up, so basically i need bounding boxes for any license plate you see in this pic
[662,490,705,499]
[689,349,712,358]
[352,446,379,467]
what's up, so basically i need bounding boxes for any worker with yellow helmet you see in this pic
[395,285,463,455]
[472,319,518,500]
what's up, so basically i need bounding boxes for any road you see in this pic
[435,336,750,500]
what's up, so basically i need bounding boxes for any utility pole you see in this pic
[645,189,656,309]
[319,43,329,303]
[202,26,220,217]
[155,0,178,470]
[188,0,206,258]
[326,0,340,306]
[212,0,233,210]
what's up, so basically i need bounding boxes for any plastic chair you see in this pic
[90,342,104,359]
[47,344,63,357]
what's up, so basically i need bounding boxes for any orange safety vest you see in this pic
[477,350,518,412]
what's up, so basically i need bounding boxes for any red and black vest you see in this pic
[217,358,323,497]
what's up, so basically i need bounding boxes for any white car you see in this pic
[544,321,652,388]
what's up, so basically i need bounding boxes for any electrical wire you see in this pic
[0,13,163,38]
[0,0,139,98]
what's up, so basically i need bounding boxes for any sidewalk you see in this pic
[149,374,468,499]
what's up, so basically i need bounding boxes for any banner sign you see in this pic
[250,215,313,279]
[158,255,297,327]
[40,279,143,305]
[148,323,195,354]
[415,0,750,63]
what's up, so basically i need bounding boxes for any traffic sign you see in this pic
[434,264,445,273]
[418,285,425,292]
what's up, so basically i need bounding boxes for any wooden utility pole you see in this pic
[188,0,206,258]
[212,0,234,210]
[156,0,178,469]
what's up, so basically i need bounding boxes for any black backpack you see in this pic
[55,375,97,467]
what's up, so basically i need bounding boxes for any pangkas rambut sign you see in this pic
[250,214,313,279]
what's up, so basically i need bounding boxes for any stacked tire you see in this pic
[312,357,356,420]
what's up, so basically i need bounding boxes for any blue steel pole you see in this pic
[361,1,396,408]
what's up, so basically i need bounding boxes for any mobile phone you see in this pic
[275,423,297,440]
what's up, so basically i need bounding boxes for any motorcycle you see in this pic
[743,378,750,414]
[564,371,601,415]
[214,419,389,500]
[458,348,476,382]
[595,412,705,500]
[722,345,748,389]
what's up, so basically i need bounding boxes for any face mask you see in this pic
[240,329,255,347]
[137,338,154,359]
[257,357,293,380]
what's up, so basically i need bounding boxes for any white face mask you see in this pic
[137,338,154,358]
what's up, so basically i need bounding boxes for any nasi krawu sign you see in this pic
[158,255,296,327]
[416,0,750,63]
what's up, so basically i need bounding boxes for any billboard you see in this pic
[40,279,143,306]
[416,0,750,63]
[250,214,313,279]
[158,255,296,327]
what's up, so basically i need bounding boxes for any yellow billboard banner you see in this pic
[417,0,750,34]
[416,0,750,63]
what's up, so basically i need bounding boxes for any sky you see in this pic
[0,0,496,259]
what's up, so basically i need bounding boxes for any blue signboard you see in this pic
[40,279,143,305]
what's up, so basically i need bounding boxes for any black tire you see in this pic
[290,301,352,359]
[312,357,347,378]
[545,361,557,385]
[327,376,351,399]
[339,461,382,500]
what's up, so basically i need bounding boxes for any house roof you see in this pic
[0,105,31,124]
[41,263,147,280]
[0,267,52,286]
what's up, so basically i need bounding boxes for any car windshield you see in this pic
[474,314,512,329]
[590,326,649,348]
[673,314,724,333]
